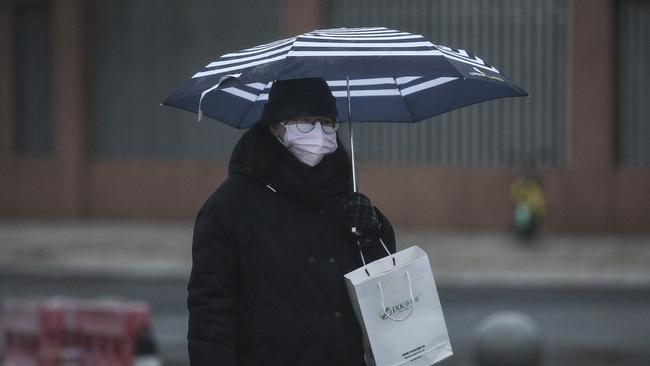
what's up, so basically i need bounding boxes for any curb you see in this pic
[2,263,650,290]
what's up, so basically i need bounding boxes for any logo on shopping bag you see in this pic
[379,295,420,320]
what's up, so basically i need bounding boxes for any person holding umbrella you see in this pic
[187,77,396,366]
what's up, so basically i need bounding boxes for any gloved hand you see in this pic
[342,192,380,247]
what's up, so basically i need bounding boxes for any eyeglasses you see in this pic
[280,118,339,134]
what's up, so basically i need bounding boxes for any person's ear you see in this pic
[270,123,285,138]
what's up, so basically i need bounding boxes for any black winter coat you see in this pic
[187,126,396,366]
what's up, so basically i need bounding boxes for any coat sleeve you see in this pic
[361,207,397,262]
[187,202,239,366]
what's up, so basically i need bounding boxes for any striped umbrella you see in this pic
[163,26,527,128]
[163,27,527,188]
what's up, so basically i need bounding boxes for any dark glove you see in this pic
[342,192,380,247]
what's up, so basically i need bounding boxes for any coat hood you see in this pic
[228,124,352,209]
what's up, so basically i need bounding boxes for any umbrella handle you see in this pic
[346,76,357,193]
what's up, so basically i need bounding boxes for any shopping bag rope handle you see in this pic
[377,271,415,322]
[357,236,395,277]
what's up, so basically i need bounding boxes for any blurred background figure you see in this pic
[1,0,649,365]
[511,176,545,240]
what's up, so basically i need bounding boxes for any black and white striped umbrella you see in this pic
[163,27,527,128]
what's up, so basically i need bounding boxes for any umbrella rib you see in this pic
[393,76,417,123]
[234,86,269,129]
[197,74,242,121]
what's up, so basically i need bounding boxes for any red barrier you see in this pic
[2,298,71,366]
[3,299,41,366]
[2,298,151,366]
[73,300,150,366]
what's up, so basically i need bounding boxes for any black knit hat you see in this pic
[258,77,338,126]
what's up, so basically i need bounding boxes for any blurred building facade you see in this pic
[1,0,648,232]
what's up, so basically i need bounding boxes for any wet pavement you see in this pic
[1,220,649,288]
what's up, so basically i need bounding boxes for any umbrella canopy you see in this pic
[163,27,527,128]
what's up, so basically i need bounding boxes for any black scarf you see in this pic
[228,125,352,210]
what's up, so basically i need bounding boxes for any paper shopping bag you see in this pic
[344,246,452,366]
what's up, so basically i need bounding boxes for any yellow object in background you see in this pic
[511,177,546,223]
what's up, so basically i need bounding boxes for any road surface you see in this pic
[1,272,649,366]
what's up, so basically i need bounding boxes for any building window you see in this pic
[14,2,53,156]
[618,0,650,167]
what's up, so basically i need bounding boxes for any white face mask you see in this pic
[280,123,338,167]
